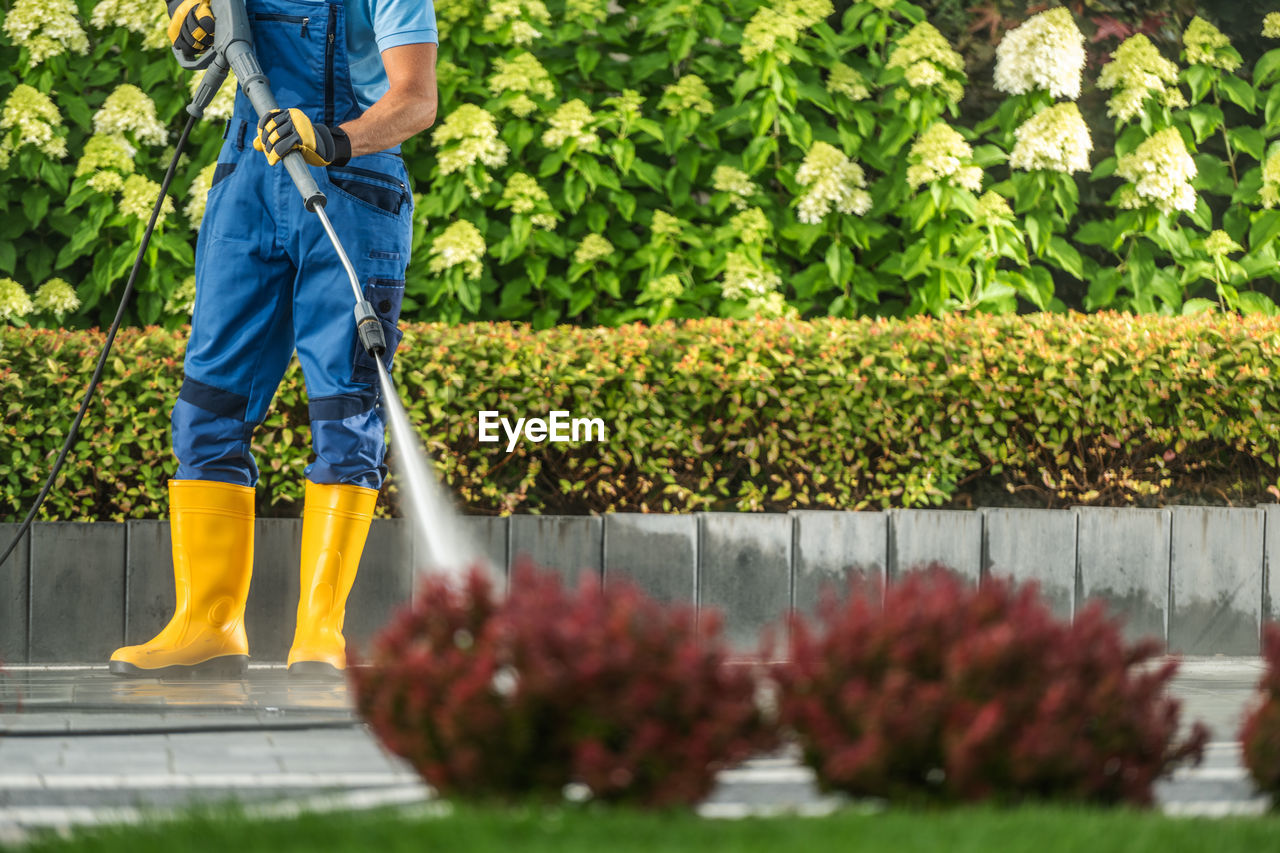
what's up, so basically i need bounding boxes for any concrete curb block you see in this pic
[8,505,1280,662]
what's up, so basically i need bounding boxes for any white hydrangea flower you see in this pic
[185,161,217,228]
[482,0,550,45]
[33,278,79,315]
[0,278,35,320]
[907,122,982,191]
[573,234,614,266]
[1183,16,1240,72]
[1009,102,1092,173]
[119,174,175,223]
[90,0,169,49]
[794,141,872,224]
[660,75,714,115]
[165,274,197,317]
[744,290,794,318]
[1097,35,1185,124]
[1261,148,1280,209]
[1115,127,1197,215]
[887,22,966,104]
[3,0,90,65]
[721,249,781,300]
[189,68,238,122]
[729,207,772,244]
[488,52,555,117]
[827,63,870,101]
[541,99,598,150]
[712,165,757,210]
[499,172,557,229]
[642,274,684,301]
[993,7,1086,100]
[973,190,1013,227]
[94,85,168,147]
[428,221,487,279]
[0,84,68,164]
[1203,229,1242,257]
[650,210,683,237]
[88,171,125,193]
[432,104,510,175]
[740,0,833,63]
[1267,13,1280,39]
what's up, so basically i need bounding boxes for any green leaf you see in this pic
[1045,236,1083,279]
[1227,126,1266,163]
[575,43,600,76]
[1250,210,1280,253]
[0,240,15,275]
[1256,48,1280,88]
[1220,75,1256,113]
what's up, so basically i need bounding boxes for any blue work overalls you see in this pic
[173,0,412,490]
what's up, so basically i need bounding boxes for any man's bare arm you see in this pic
[340,42,438,159]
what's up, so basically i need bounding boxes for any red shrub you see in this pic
[350,562,774,807]
[1241,623,1280,799]
[774,565,1207,806]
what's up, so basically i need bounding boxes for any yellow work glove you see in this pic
[253,108,351,167]
[167,0,215,59]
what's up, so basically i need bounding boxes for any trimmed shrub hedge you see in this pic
[1241,622,1280,802]
[775,568,1208,806]
[3,311,1280,520]
[351,563,773,807]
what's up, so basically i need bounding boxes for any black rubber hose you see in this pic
[0,112,200,568]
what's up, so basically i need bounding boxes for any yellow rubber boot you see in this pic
[287,481,378,676]
[110,480,255,677]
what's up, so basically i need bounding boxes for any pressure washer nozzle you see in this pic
[354,300,387,357]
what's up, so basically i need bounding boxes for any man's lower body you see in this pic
[110,128,414,677]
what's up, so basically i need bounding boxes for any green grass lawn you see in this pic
[12,803,1280,853]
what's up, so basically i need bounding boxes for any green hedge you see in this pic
[3,313,1280,521]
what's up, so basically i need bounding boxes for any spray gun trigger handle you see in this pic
[355,299,387,357]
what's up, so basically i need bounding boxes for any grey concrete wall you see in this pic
[890,509,983,581]
[604,513,697,604]
[1168,507,1263,655]
[1076,507,1171,643]
[18,507,1280,661]
[29,522,126,663]
[0,523,30,664]
[982,508,1077,620]
[508,515,602,586]
[698,513,791,651]
[791,510,886,615]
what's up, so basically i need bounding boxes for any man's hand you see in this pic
[253,109,352,167]
[167,0,215,59]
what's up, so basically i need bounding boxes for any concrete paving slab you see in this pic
[603,513,697,604]
[982,508,1077,620]
[698,514,791,651]
[889,509,982,581]
[124,520,172,648]
[508,515,602,586]
[790,511,886,615]
[345,519,413,650]
[456,516,508,586]
[29,523,126,664]
[1262,504,1280,623]
[245,519,303,664]
[1076,507,1170,644]
[0,523,29,665]
[1169,507,1263,656]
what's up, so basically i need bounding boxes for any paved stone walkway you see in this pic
[0,659,1270,844]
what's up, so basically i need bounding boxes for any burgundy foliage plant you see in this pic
[774,566,1208,806]
[1241,623,1280,800]
[350,562,774,808]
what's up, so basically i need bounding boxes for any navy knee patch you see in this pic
[178,376,249,421]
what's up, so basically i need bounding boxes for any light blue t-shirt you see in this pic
[346,0,438,111]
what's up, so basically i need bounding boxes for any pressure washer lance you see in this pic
[181,0,387,359]
[0,0,381,567]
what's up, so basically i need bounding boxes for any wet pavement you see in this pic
[0,658,1271,842]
